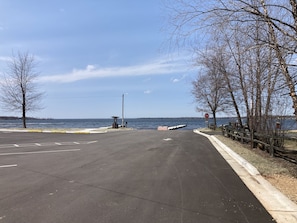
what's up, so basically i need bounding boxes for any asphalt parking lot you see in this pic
[0,130,274,223]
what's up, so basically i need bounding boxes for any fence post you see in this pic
[269,138,274,157]
[250,130,254,149]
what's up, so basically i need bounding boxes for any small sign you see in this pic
[205,113,209,119]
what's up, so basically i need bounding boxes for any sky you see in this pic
[0,0,199,119]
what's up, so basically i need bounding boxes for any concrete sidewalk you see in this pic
[194,129,297,223]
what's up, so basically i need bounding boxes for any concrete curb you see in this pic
[194,129,297,223]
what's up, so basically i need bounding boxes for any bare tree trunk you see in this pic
[212,110,217,129]
[22,107,26,128]
[233,40,251,128]
[290,0,297,31]
[260,0,297,120]
[22,90,26,128]
[255,21,262,131]
[263,48,279,132]
[219,61,243,127]
[225,75,243,127]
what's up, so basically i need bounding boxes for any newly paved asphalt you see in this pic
[0,130,274,222]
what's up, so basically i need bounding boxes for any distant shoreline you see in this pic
[0,116,51,120]
[0,116,296,120]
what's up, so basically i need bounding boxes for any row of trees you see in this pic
[168,0,297,133]
[0,52,43,128]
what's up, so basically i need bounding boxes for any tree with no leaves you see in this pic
[192,58,231,129]
[0,51,44,128]
[167,0,297,121]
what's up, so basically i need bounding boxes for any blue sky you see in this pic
[0,0,198,119]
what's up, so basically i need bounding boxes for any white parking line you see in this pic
[0,140,97,149]
[0,164,18,168]
[87,141,98,144]
[0,149,81,156]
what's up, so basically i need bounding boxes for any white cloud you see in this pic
[171,74,187,83]
[172,78,180,83]
[144,90,152,94]
[0,56,11,62]
[38,55,191,83]
[86,64,96,71]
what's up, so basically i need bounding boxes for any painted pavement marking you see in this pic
[0,149,81,156]
[0,141,98,149]
[0,164,18,168]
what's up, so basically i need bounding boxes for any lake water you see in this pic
[0,117,296,130]
[0,117,235,130]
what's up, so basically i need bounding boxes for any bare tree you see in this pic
[250,0,297,121]
[219,21,282,133]
[166,0,296,133]
[0,51,44,128]
[192,58,231,128]
[169,0,297,119]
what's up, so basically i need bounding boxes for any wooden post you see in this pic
[269,138,274,157]
[251,130,254,149]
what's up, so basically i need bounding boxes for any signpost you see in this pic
[205,113,209,128]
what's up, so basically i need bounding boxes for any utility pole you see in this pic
[122,93,124,127]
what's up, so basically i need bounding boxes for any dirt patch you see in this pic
[265,174,297,204]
